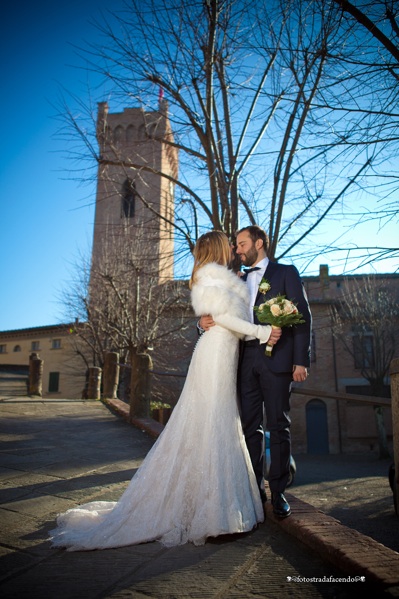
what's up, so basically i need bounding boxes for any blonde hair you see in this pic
[189,231,231,288]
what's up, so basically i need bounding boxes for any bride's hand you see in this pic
[199,315,215,331]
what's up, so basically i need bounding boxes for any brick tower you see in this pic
[91,101,177,282]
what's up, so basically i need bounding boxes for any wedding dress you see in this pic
[49,263,270,551]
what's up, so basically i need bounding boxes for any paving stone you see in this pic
[0,397,398,599]
[1,491,75,519]
[0,545,46,583]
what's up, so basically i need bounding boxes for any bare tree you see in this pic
[320,0,399,268]
[332,0,399,62]
[330,275,399,457]
[55,0,398,271]
[61,224,193,416]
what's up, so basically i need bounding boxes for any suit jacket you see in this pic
[251,261,312,373]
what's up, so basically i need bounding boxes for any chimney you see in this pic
[319,264,329,288]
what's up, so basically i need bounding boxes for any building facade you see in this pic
[291,266,397,455]
[0,324,86,399]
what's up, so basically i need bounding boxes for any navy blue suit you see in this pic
[238,261,312,496]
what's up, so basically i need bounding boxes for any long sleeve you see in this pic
[190,263,272,342]
[283,266,312,367]
[214,313,272,343]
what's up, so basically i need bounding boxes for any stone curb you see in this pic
[103,397,399,591]
[264,495,399,589]
[101,397,164,438]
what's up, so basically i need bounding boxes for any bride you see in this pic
[49,231,278,551]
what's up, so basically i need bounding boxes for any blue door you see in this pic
[306,399,329,454]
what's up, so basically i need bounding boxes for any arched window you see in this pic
[13,345,21,352]
[147,122,157,138]
[138,124,146,140]
[121,179,137,218]
[113,125,124,144]
[126,124,135,143]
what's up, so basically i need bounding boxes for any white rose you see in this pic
[270,304,282,317]
[283,300,295,314]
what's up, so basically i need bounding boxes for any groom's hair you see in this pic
[236,225,269,253]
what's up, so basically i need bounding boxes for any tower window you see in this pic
[113,125,124,144]
[121,179,137,219]
[126,124,135,143]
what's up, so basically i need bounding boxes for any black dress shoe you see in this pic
[271,492,291,518]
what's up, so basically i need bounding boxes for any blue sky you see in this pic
[0,1,117,331]
[0,1,397,332]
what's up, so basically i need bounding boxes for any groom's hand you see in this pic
[292,365,308,383]
[268,326,282,345]
[199,315,215,331]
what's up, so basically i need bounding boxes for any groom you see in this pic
[200,225,312,518]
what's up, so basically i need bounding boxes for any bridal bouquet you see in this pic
[254,295,305,357]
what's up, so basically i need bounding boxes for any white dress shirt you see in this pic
[245,256,269,339]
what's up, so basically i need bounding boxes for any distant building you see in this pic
[0,324,86,398]
[292,266,398,455]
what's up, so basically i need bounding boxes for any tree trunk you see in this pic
[130,351,153,419]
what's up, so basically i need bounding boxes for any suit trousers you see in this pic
[238,344,292,496]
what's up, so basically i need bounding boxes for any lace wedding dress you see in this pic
[49,263,268,551]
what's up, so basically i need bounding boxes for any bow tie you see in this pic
[243,266,261,274]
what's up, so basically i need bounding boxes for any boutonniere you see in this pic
[258,277,271,295]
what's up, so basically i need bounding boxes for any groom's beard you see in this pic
[238,245,259,267]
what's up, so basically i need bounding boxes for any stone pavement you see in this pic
[0,396,399,599]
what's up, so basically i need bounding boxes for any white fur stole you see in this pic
[191,263,250,321]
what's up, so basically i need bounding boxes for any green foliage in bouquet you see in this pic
[254,294,305,327]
